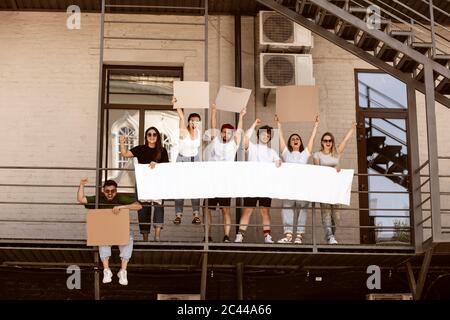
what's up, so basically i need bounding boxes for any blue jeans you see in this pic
[99,233,133,262]
[175,154,200,215]
[138,202,164,235]
[281,200,309,235]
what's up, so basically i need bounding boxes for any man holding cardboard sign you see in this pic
[77,178,142,286]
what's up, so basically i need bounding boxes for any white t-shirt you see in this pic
[282,147,310,164]
[247,142,280,163]
[178,129,201,157]
[208,136,238,162]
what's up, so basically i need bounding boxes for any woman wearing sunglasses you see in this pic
[172,96,202,226]
[275,115,320,244]
[120,127,169,242]
[313,121,357,244]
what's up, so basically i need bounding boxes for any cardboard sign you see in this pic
[173,81,210,109]
[276,85,319,122]
[215,85,252,113]
[86,209,130,246]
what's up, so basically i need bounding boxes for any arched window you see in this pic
[117,126,137,168]
[110,112,139,178]
[161,132,173,161]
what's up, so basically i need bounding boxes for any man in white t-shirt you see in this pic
[203,105,246,243]
[235,119,281,244]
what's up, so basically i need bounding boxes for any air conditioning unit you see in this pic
[260,53,315,88]
[259,11,313,49]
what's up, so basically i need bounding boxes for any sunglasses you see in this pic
[147,132,157,137]
[322,139,332,143]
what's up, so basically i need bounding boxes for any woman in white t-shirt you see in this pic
[276,115,319,244]
[172,96,202,226]
[313,122,357,244]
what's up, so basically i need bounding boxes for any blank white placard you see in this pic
[173,81,210,109]
[214,85,252,113]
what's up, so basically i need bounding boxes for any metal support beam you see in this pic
[406,261,417,297]
[235,13,242,92]
[94,251,100,300]
[428,0,436,58]
[235,13,243,229]
[424,64,442,242]
[407,84,424,253]
[204,0,209,82]
[414,247,433,300]
[256,0,450,108]
[312,203,317,252]
[200,252,208,300]
[95,0,106,210]
[104,36,205,42]
[236,263,244,300]
[204,0,209,142]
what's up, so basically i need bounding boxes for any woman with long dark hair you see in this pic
[120,126,169,241]
[313,122,357,244]
[276,115,319,244]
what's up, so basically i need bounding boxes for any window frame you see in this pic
[100,65,184,181]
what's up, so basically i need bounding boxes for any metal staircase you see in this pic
[258,0,449,252]
[366,125,409,188]
[257,0,450,108]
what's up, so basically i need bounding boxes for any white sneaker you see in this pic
[277,235,293,244]
[294,236,303,244]
[327,236,338,245]
[234,233,244,243]
[264,234,274,244]
[117,269,128,286]
[102,268,112,284]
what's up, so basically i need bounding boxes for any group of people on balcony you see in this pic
[76,97,356,285]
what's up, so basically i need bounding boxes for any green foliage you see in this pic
[392,220,410,242]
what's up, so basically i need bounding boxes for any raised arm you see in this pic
[77,177,88,204]
[306,115,320,152]
[173,96,188,139]
[243,118,261,150]
[112,201,143,215]
[211,104,217,131]
[275,115,286,152]
[234,107,247,146]
[119,136,134,158]
[337,121,357,155]
[207,103,219,140]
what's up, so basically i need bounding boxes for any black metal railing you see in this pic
[0,165,414,251]
[415,156,450,243]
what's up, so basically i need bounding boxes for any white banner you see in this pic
[135,162,354,206]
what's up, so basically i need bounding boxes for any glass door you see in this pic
[356,71,411,245]
[357,115,410,244]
